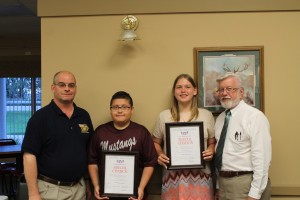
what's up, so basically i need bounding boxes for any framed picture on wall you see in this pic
[193,46,264,115]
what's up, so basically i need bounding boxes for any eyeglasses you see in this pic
[110,105,131,111]
[54,82,76,89]
[216,87,240,94]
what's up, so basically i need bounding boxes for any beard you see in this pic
[220,96,240,109]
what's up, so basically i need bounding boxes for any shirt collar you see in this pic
[50,99,79,117]
[229,99,245,117]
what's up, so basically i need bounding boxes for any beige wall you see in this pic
[40,11,300,197]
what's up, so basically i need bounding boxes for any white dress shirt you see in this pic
[215,100,272,199]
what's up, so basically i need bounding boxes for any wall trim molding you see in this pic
[39,0,300,17]
[272,186,300,196]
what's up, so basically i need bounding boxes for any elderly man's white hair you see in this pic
[216,72,242,87]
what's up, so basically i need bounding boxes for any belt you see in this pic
[38,174,79,186]
[219,171,253,177]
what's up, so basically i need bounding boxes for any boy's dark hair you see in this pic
[110,91,133,107]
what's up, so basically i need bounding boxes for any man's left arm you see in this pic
[248,113,272,199]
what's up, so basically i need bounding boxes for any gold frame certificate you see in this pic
[100,151,139,198]
[166,122,205,169]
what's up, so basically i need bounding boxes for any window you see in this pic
[0,55,41,144]
[0,77,41,144]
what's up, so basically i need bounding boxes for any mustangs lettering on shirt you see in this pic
[100,137,137,151]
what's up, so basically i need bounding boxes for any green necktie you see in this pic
[215,110,231,171]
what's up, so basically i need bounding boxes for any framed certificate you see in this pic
[100,151,139,198]
[165,122,205,169]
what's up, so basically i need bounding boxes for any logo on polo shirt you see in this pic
[79,124,89,133]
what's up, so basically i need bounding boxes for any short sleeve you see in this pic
[207,111,215,138]
[151,112,165,140]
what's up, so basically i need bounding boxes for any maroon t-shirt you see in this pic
[88,121,157,168]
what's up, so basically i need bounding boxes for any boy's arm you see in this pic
[88,164,108,199]
[137,166,154,200]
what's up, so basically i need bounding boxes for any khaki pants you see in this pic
[38,177,86,200]
[219,174,271,200]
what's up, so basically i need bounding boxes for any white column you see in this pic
[0,78,7,138]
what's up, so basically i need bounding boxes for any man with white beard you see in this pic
[214,72,272,200]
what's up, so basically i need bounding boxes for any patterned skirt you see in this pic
[161,169,214,200]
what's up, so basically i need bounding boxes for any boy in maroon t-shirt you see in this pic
[88,91,157,200]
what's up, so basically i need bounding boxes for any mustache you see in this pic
[221,96,231,100]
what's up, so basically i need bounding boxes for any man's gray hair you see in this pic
[216,72,242,87]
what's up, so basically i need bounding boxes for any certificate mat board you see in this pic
[165,121,205,169]
[100,151,139,198]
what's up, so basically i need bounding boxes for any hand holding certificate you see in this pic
[166,122,205,169]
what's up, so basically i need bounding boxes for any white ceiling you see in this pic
[0,0,40,38]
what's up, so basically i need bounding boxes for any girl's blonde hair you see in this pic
[170,74,199,122]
